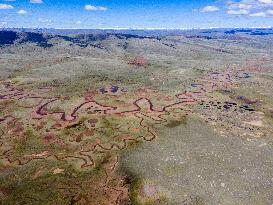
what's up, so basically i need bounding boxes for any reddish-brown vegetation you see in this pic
[129,56,146,66]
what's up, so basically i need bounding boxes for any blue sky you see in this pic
[0,0,273,29]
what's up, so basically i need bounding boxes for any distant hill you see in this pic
[0,28,273,48]
[0,30,162,48]
[0,30,54,48]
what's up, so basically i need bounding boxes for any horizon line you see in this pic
[0,26,273,31]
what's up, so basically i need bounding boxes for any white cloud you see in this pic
[228,2,252,10]
[76,20,82,24]
[227,9,250,14]
[226,0,273,17]
[17,9,27,14]
[258,0,273,4]
[84,5,107,11]
[0,3,14,9]
[200,5,219,12]
[237,3,252,9]
[38,18,51,23]
[252,9,273,16]
[227,0,273,10]
[266,9,273,14]
[30,0,43,3]
[249,11,266,16]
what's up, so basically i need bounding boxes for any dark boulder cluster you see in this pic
[200,100,255,113]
